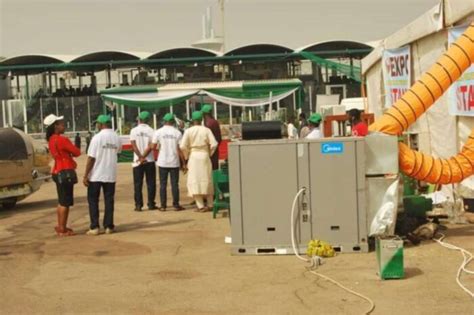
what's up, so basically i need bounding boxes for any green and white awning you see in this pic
[100,79,303,109]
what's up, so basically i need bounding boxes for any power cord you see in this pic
[290,188,375,314]
[434,233,474,298]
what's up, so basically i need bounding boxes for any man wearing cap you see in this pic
[201,104,221,170]
[180,111,218,212]
[147,113,185,211]
[83,115,122,235]
[306,113,323,139]
[130,111,157,212]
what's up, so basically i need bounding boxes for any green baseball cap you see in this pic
[201,104,213,114]
[192,111,203,121]
[308,113,322,124]
[163,113,175,122]
[138,111,151,121]
[96,114,111,124]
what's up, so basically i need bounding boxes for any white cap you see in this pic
[43,114,64,126]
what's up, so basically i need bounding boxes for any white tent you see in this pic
[362,0,474,164]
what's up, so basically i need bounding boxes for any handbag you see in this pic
[55,138,78,185]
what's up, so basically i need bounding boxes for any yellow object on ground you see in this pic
[370,23,474,184]
[306,240,336,258]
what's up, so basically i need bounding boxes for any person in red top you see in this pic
[347,109,369,137]
[44,114,81,236]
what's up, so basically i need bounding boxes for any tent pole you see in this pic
[48,71,53,94]
[55,97,59,115]
[309,85,313,113]
[292,91,296,112]
[72,97,75,132]
[7,100,12,127]
[25,73,30,100]
[153,114,157,129]
[170,105,173,114]
[2,100,6,127]
[213,101,217,118]
[87,96,91,132]
[40,98,44,133]
[229,104,232,125]
[111,105,115,130]
[269,91,273,120]
[23,100,27,133]
[186,100,190,120]
[16,75,20,95]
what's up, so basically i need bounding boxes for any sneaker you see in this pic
[134,207,142,212]
[105,228,115,234]
[148,205,159,211]
[86,228,100,236]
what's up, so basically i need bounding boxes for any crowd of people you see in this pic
[44,103,222,236]
[44,104,366,237]
[52,85,97,98]
[288,108,368,139]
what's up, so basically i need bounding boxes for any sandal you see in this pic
[54,226,74,234]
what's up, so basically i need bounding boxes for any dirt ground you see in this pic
[1,156,473,315]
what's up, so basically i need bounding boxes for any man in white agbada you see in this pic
[180,111,218,212]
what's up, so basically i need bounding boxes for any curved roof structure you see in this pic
[224,44,293,56]
[297,40,374,58]
[70,51,145,63]
[147,47,218,60]
[0,54,72,65]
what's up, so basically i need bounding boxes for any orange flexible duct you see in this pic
[370,23,474,184]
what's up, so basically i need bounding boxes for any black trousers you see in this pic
[159,167,180,208]
[88,182,115,230]
[133,162,156,208]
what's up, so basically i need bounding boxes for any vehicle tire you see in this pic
[2,200,17,210]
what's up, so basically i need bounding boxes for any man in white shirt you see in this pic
[130,111,157,212]
[83,114,122,235]
[147,113,185,211]
[306,113,323,139]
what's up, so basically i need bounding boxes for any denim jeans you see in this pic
[88,181,116,229]
[159,167,180,208]
[133,162,156,208]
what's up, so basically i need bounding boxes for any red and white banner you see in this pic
[448,25,474,116]
[382,46,411,109]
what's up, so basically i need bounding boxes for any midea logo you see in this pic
[321,143,344,154]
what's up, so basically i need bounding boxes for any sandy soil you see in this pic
[1,156,473,315]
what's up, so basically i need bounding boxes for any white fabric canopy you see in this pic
[103,90,199,104]
[205,88,298,107]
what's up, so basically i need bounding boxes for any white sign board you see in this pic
[382,46,411,108]
[448,26,474,116]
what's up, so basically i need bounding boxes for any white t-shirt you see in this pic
[130,123,155,167]
[87,129,122,183]
[152,125,182,168]
[306,128,322,140]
